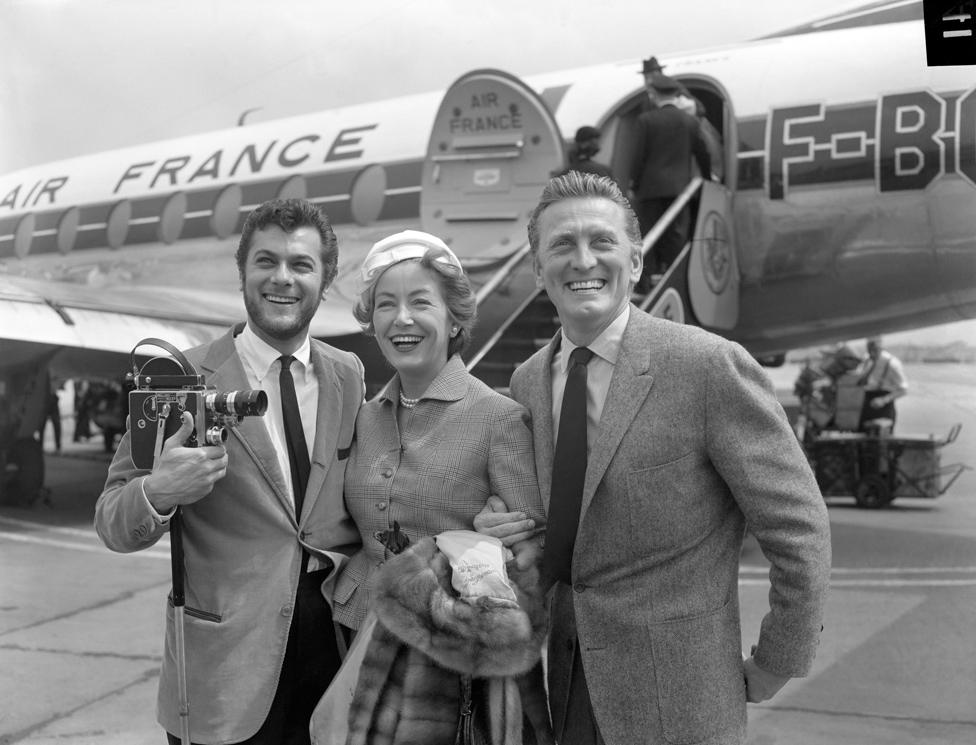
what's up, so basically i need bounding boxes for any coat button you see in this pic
[377,502,387,511]
[382,469,393,478]
[299,530,307,540]
[280,604,293,617]
[573,582,586,593]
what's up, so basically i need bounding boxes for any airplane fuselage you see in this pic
[1,10,974,362]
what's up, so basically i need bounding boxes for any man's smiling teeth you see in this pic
[265,294,297,304]
[568,279,605,292]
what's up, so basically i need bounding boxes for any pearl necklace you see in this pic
[399,391,420,409]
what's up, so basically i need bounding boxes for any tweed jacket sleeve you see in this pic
[704,338,831,676]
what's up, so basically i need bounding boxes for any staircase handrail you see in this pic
[637,176,704,312]
[467,240,535,371]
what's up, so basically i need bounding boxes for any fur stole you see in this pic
[345,537,553,745]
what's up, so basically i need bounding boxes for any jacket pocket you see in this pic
[168,595,222,623]
[648,597,746,744]
[626,451,720,551]
[184,606,222,623]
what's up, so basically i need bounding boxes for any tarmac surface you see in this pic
[1,361,974,745]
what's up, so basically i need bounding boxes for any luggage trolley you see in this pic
[809,424,968,508]
[793,348,969,509]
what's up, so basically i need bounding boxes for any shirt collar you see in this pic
[559,305,630,372]
[378,354,468,405]
[238,323,312,381]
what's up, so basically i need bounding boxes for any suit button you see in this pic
[280,604,293,617]
[565,638,575,651]
[299,530,307,540]
[382,469,393,478]
[573,583,586,593]
[377,502,387,511]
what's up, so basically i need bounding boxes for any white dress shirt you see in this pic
[551,305,631,453]
[235,324,318,505]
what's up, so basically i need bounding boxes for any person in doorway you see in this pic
[558,126,619,188]
[638,56,691,108]
[95,198,365,745]
[630,73,712,291]
[475,171,831,745]
[858,335,908,430]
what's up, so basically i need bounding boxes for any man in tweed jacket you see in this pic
[477,172,831,745]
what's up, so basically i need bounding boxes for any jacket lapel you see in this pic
[200,330,294,518]
[580,309,655,519]
[301,343,342,524]
[527,338,558,513]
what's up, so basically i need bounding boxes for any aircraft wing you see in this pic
[1,274,234,353]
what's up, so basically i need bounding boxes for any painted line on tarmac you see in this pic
[0,530,170,559]
[740,576,976,587]
[0,515,100,538]
[0,515,170,559]
[742,563,976,586]
[742,564,976,575]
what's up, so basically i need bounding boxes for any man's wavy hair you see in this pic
[526,171,642,255]
[236,199,339,291]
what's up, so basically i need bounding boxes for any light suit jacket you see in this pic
[94,326,364,744]
[510,308,831,745]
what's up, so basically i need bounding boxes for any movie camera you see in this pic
[126,338,268,469]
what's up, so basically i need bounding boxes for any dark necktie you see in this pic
[544,346,594,585]
[279,355,311,516]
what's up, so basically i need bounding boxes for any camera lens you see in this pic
[205,426,229,446]
[206,390,268,417]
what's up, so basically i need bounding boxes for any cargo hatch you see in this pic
[421,69,565,263]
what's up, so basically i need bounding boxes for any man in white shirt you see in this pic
[858,335,908,429]
[95,199,364,745]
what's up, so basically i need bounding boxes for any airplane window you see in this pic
[158,192,187,244]
[106,200,132,249]
[350,164,387,226]
[57,207,80,254]
[13,214,35,259]
[211,184,243,239]
[277,175,307,201]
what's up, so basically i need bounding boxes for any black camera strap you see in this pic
[129,337,197,377]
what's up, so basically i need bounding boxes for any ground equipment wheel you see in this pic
[855,474,893,509]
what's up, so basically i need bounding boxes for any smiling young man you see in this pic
[476,172,832,745]
[95,199,365,745]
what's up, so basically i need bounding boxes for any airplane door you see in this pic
[688,180,739,329]
[421,69,565,261]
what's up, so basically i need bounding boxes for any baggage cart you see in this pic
[809,424,969,508]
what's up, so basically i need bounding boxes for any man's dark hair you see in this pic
[236,198,339,290]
